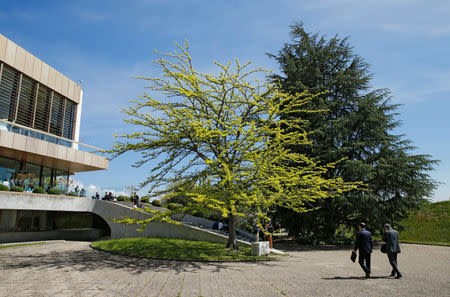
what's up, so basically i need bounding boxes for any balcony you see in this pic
[0,119,108,173]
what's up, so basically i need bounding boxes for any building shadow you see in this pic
[0,244,275,275]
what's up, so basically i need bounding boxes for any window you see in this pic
[0,65,20,121]
[0,63,77,141]
[16,74,37,127]
[62,100,76,140]
[49,93,64,136]
[34,84,52,132]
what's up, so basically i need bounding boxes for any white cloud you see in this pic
[69,179,128,199]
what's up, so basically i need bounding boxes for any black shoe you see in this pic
[395,274,402,279]
[365,272,371,278]
[390,272,396,276]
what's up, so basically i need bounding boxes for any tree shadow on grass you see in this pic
[0,243,274,275]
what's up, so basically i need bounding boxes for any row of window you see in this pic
[0,210,97,233]
[0,62,77,140]
[0,156,69,193]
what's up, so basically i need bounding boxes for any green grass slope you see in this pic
[399,201,449,245]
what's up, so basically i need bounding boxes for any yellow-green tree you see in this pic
[111,42,358,249]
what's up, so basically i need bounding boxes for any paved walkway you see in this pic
[0,241,448,297]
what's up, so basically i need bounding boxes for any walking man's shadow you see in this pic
[323,275,393,280]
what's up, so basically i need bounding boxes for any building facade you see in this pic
[0,33,108,193]
[0,33,109,240]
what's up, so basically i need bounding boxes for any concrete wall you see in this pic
[73,89,83,143]
[0,33,82,104]
[176,213,256,241]
[0,229,104,243]
[0,192,249,246]
[176,213,216,229]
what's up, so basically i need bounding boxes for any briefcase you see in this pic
[380,243,387,253]
[350,250,357,262]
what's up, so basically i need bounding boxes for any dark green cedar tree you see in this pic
[269,22,438,243]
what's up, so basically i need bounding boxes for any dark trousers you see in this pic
[387,252,401,275]
[358,252,371,274]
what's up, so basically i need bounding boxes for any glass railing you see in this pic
[0,119,105,155]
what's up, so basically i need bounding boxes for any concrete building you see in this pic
[0,33,109,241]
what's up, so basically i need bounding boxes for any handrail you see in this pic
[0,118,105,154]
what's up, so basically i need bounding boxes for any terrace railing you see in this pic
[0,118,105,155]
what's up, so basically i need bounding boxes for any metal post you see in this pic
[38,165,43,188]
[65,172,70,195]
[50,168,55,188]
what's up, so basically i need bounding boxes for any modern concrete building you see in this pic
[0,33,108,190]
[0,33,109,241]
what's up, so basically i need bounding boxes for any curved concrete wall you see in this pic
[0,192,249,246]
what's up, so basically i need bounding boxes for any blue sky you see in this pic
[1,0,448,201]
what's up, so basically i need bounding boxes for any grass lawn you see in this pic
[399,201,449,246]
[0,242,45,249]
[91,237,274,261]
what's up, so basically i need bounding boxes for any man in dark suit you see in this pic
[354,222,373,278]
[382,223,402,278]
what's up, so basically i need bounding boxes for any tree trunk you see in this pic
[226,214,238,250]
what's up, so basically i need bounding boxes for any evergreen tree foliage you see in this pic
[269,22,438,242]
[111,41,358,249]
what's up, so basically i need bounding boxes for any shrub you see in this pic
[32,187,46,194]
[10,186,24,192]
[117,195,130,202]
[47,187,61,195]
[167,202,183,210]
[140,196,149,203]
[151,199,161,207]
[67,191,78,196]
[0,184,9,191]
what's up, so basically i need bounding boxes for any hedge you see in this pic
[10,186,24,192]
[47,187,61,195]
[32,187,46,194]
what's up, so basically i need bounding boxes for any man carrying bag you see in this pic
[353,222,373,278]
[382,223,402,279]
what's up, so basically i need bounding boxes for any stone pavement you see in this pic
[0,241,448,297]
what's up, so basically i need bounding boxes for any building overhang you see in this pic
[0,129,108,173]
